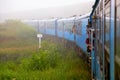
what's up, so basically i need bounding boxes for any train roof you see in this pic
[22,13,90,23]
[75,13,90,21]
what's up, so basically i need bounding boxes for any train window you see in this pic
[57,21,64,31]
[57,21,64,37]
[76,21,82,36]
[95,17,100,40]
[99,20,101,40]
[39,21,46,33]
[64,21,74,34]
[100,15,102,41]
[100,0,103,11]
[46,21,55,29]
[98,10,105,74]
[105,1,110,50]
[116,0,120,65]
[115,0,120,79]
[97,6,99,14]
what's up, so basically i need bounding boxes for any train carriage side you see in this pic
[91,0,120,79]
[45,19,57,35]
[115,0,120,79]
[75,18,88,51]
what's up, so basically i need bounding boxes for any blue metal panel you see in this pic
[75,19,87,51]
[64,31,74,41]
[55,19,58,36]
[96,59,101,79]
[46,29,55,35]
[57,31,64,38]
[110,0,115,80]
[76,34,86,51]
[91,50,95,78]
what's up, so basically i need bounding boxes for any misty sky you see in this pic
[0,0,95,13]
[0,0,95,21]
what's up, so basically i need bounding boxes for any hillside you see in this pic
[0,37,90,80]
[0,20,37,55]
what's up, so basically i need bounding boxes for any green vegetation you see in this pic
[0,20,37,55]
[0,20,90,80]
[0,40,90,80]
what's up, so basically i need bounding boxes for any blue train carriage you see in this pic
[75,16,89,52]
[90,0,112,79]
[44,19,57,36]
[57,19,66,38]
[60,17,75,41]
[56,15,89,52]
[90,0,120,79]
[38,20,47,33]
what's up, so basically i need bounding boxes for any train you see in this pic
[22,0,120,80]
[22,16,89,52]
[89,0,120,80]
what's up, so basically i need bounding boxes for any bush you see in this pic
[21,50,60,71]
[0,40,90,80]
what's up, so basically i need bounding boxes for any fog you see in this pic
[0,0,95,22]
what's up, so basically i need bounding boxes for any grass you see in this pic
[0,40,90,80]
[0,20,37,56]
[0,20,90,80]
